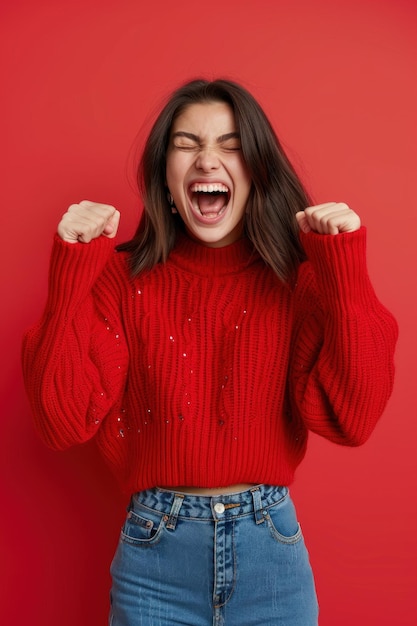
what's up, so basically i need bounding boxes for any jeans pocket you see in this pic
[120,506,165,546]
[264,491,303,545]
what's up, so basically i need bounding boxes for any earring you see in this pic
[167,192,178,214]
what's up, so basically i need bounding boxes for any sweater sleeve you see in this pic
[289,226,398,445]
[22,235,130,450]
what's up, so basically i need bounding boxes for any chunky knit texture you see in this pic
[22,227,398,494]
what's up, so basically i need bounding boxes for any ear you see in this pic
[166,190,178,214]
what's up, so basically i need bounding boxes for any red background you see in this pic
[1,0,416,624]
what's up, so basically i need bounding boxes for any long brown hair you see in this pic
[117,78,310,282]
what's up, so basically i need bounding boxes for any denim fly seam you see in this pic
[147,485,285,617]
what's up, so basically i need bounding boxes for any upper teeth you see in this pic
[190,183,229,193]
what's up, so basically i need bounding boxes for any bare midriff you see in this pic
[158,483,257,496]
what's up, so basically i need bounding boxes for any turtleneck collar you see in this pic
[168,231,261,277]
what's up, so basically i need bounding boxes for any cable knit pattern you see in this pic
[22,227,398,493]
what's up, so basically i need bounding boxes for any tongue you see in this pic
[197,193,227,216]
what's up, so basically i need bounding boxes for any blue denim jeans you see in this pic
[109,485,318,625]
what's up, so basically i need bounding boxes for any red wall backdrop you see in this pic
[1,0,416,624]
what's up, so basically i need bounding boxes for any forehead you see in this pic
[171,101,236,136]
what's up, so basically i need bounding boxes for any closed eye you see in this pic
[220,143,241,152]
[173,142,199,151]
[217,132,241,151]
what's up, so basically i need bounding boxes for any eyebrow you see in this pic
[172,131,241,143]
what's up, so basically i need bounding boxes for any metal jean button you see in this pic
[214,502,225,514]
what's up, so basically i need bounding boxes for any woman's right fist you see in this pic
[57,200,121,243]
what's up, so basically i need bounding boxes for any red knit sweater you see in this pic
[22,228,398,494]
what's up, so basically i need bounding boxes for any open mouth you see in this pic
[189,183,230,220]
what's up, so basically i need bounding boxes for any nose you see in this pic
[195,147,220,171]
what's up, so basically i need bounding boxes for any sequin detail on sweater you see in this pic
[22,229,398,493]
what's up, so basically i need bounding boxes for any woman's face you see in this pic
[166,101,252,248]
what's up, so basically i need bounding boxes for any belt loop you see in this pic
[165,493,185,530]
[250,487,265,525]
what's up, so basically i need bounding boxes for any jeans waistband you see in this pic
[132,484,289,524]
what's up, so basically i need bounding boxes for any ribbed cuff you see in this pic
[46,234,116,317]
[299,226,376,311]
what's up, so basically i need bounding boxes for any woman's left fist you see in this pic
[296,202,361,235]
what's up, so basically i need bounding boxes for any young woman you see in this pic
[22,79,398,626]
